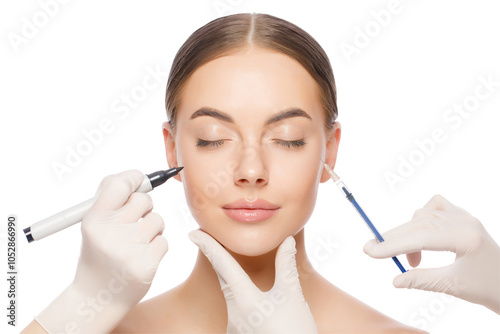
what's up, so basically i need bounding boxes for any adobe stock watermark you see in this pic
[7,0,72,54]
[174,142,262,230]
[408,293,456,331]
[300,233,341,281]
[176,201,199,231]
[384,73,499,191]
[212,0,246,17]
[232,235,333,334]
[231,252,320,334]
[51,64,168,182]
[339,0,414,64]
[231,288,287,334]
[175,131,291,230]
[57,267,136,334]
[407,277,464,331]
[187,143,262,215]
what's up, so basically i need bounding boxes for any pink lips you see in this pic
[222,198,280,222]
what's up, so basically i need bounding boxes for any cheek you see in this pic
[178,138,231,223]
[270,139,322,231]
[273,160,320,230]
[271,137,322,197]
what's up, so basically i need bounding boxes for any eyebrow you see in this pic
[190,107,312,126]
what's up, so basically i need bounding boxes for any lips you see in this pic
[223,198,280,210]
[222,198,280,222]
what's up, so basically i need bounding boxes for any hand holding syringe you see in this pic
[320,158,407,273]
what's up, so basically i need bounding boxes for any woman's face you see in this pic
[164,47,341,256]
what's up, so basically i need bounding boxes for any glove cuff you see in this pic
[36,283,131,333]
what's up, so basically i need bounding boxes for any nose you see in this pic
[232,145,269,188]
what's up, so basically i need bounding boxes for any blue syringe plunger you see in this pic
[320,158,407,273]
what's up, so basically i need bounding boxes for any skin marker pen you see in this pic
[23,167,184,243]
[320,158,407,273]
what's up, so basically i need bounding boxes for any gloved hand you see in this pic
[363,194,500,314]
[188,229,318,334]
[35,170,169,333]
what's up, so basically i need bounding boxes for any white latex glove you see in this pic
[363,194,500,314]
[35,170,169,333]
[188,229,318,334]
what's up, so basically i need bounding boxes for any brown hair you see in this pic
[165,13,338,133]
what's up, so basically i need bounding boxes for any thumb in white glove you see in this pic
[35,170,169,333]
[363,194,500,314]
[188,229,318,334]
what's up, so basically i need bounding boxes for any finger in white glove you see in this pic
[189,229,318,334]
[363,194,500,314]
[35,170,169,333]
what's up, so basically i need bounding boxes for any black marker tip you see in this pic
[147,166,184,188]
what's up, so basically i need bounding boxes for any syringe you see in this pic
[320,158,407,273]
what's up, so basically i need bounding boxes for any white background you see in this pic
[1,0,499,333]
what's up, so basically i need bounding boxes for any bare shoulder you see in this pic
[111,285,186,334]
[306,274,428,334]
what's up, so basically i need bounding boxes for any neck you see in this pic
[184,228,318,296]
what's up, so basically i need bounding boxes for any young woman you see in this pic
[23,13,426,333]
[113,13,425,333]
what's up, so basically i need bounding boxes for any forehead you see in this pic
[176,48,323,122]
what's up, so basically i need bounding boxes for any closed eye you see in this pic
[196,139,225,148]
[196,138,306,149]
[274,139,306,148]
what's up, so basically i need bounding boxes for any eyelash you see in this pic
[196,139,306,149]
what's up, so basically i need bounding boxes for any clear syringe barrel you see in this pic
[330,177,381,241]
[334,180,351,197]
[322,163,408,273]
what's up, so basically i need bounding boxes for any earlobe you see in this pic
[162,121,182,182]
[320,121,341,183]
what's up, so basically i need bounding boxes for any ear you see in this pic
[162,121,182,182]
[320,121,341,183]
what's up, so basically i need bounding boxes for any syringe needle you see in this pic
[320,158,407,273]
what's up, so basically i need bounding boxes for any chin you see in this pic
[200,221,299,257]
[222,238,280,257]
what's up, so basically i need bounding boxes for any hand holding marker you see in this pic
[23,166,183,242]
[30,169,176,333]
[320,157,407,273]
